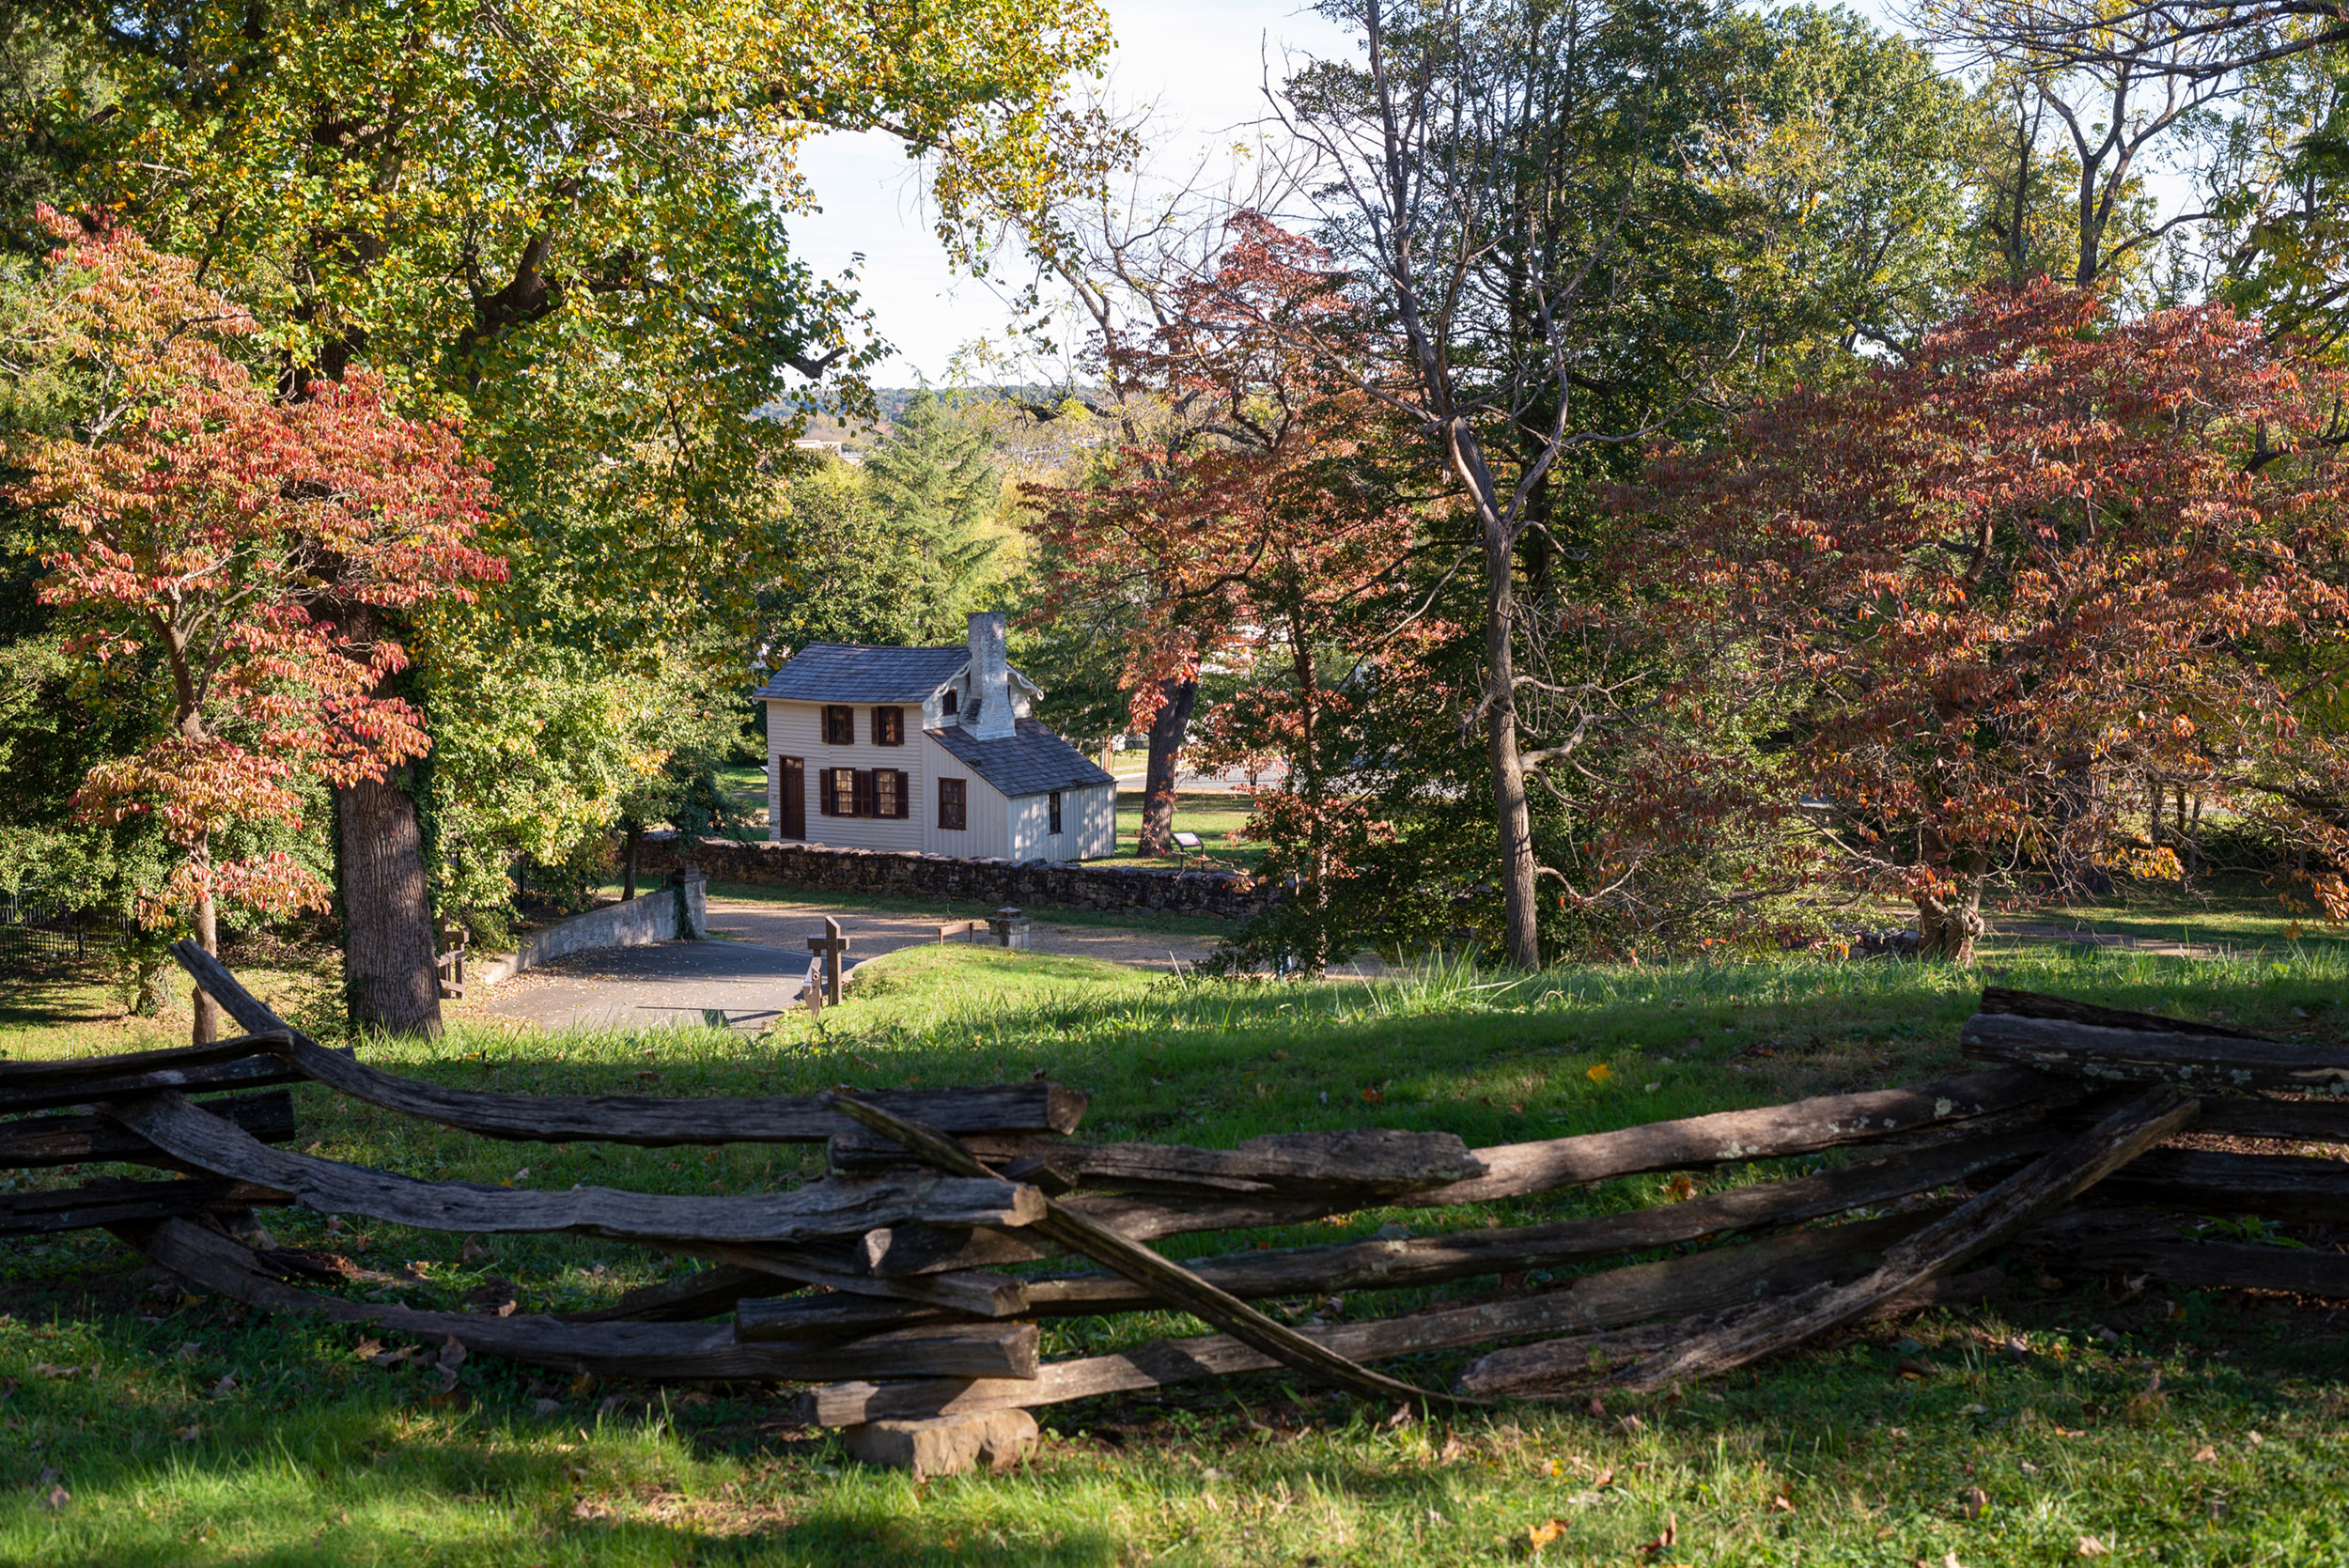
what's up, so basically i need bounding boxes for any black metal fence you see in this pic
[0,895,131,969]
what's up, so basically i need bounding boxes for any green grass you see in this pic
[0,941,2344,1563]
[2002,873,2349,959]
[1112,789,1259,871]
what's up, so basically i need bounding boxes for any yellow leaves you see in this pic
[1521,1515,1570,1553]
[1586,1063,1613,1085]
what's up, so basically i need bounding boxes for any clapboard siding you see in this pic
[1067,781,1117,859]
[922,733,1012,858]
[768,702,926,852]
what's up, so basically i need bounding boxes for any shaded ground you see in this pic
[474,896,1235,1032]
[701,894,1220,973]
[476,939,810,1032]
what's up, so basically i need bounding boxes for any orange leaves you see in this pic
[5,219,505,931]
[1626,280,2349,915]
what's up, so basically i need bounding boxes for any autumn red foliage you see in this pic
[1628,282,2349,961]
[1034,218,1439,970]
[6,213,503,1030]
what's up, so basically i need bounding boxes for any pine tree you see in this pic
[862,391,1003,634]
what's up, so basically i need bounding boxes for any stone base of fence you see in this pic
[633,834,1267,921]
[474,872,708,986]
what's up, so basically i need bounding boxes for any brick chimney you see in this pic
[967,611,1015,739]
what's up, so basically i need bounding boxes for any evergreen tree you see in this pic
[862,392,1005,635]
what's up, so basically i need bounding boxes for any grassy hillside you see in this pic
[0,942,2341,1563]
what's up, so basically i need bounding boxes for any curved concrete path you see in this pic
[475,939,811,1032]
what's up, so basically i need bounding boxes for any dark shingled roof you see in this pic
[927,719,1116,800]
[755,643,971,703]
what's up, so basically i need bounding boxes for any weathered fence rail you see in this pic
[5,950,2341,1468]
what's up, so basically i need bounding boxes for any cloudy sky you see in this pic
[786,0,1351,383]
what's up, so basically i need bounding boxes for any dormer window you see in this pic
[873,706,904,746]
[942,688,958,717]
[823,705,855,745]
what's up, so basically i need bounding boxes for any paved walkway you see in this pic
[475,896,1224,1032]
[701,897,1219,972]
[475,939,810,1032]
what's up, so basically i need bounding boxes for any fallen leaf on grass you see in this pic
[1360,1088,1383,1104]
[2077,1537,2108,1557]
[209,1374,236,1400]
[38,1483,67,1512]
[459,1235,488,1264]
[1959,1486,1988,1520]
[1768,1493,1795,1513]
[30,1363,75,1380]
[2193,1445,2219,1464]
[1523,1517,1568,1554]
[1593,1466,1615,1488]
[1660,1174,1698,1203]
[1897,1358,1937,1379]
[175,1425,201,1443]
[534,1398,563,1416]
[436,1336,467,1393]
[1637,1513,1677,1556]
[1587,1063,1613,1085]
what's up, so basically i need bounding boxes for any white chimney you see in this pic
[967,611,1015,739]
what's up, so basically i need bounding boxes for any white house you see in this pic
[755,612,1118,862]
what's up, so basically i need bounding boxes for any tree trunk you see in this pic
[1915,870,1986,967]
[1481,509,1540,970]
[1137,677,1197,857]
[336,769,443,1037]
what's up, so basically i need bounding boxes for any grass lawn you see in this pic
[1111,789,1259,871]
[0,940,2342,1563]
[2000,873,2349,958]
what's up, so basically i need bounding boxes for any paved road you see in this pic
[475,939,811,1032]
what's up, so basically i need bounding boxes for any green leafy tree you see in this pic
[9,0,1114,1031]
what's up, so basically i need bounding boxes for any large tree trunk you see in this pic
[1137,677,1197,858]
[1481,509,1541,970]
[336,768,443,1037]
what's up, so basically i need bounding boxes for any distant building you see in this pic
[754,613,1116,862]
[792,438,863,466]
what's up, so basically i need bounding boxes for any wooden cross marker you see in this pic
[806,916,850,1007]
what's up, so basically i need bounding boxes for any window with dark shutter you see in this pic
[874,768,903,819]
[823,705,855,745]
[939,777,966,831]
[826,768,857,816]
[1049,789,1063,834]
[873,706,904,746]
[852,768,876,817]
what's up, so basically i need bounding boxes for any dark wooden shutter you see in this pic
[889,769,910,818]
[817,766,837,816]
[852,768,875,817]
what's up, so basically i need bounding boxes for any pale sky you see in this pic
[786,0,1351,384]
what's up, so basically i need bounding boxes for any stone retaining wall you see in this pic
[475,872,708,986]
[635,833,1268,920]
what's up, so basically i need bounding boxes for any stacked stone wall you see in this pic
[635,834,1268,920]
